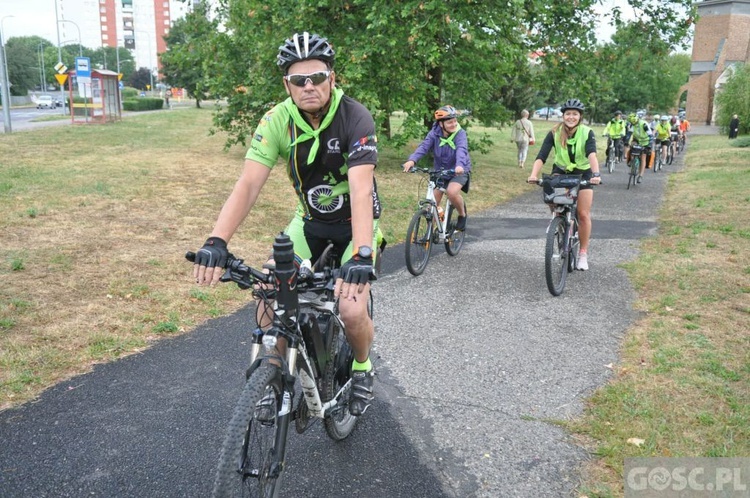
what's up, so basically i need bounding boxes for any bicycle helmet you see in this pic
[628,113,638,124]
[614,110,623,116]
[560,98,585,113]
[434,105,458,121]
[660,115,669,121]
[653,114,661,121]
[277,32,335,72]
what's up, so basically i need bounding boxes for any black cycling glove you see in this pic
[195,237,229,268]
[340,255,375,285]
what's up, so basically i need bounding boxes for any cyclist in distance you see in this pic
[670,115,682,156]
[654,115,671,164]
[193,32,381,416]
[603,110,625,163]
[527,98,601,271]
[627,112,653,184]
[402,105,471,231]
[679,115,691,145]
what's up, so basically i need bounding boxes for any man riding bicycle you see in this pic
[402,105,471,231]
[603,110,625,163]
[193,32,381,416]
[627,112,653,184]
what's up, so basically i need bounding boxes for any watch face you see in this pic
[357,246,373,259]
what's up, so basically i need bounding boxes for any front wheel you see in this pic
[212,363,286,498]
[444,200,466,256]
[606,152,615,174]
[323,317,358,440]
[545,216,569,296]
[405,210,433,276]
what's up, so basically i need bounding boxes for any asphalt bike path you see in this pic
[0,149,685,497]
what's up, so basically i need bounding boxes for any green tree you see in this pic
[128,67,154,91]
[715,63,749,136]
[160,2,216,108]
[191,0,697,148]
[5,36,51,95]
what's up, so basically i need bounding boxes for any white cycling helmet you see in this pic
[660,115,669,121]
[653,114,661,120]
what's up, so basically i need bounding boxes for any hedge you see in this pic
[122,98,164,111]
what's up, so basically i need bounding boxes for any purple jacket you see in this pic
[408,123,472,173]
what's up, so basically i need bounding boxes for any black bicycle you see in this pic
[603,135,623,174]
[188,234,368,497]
[404,167,467,276]
[532,175,592,296]
[627,144,644,189]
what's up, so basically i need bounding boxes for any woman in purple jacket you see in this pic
[402,105,471,230]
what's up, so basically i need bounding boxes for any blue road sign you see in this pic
[75,57,91,78]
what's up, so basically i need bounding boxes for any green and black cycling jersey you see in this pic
[246,89,381,224]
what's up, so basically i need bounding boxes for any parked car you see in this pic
[535,107,561,117]
[36,95,55,109]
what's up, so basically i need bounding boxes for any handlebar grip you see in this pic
[185,251,196,263]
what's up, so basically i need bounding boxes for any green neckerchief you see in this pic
[439,123,462,149]
[285,87,344,164]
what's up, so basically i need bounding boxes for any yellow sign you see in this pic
[54,73,68,85]
[146,84,151,90]
[54,62,68,74]
[118,73,123,81]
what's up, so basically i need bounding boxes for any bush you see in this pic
[729,136,750,148]
[121,87,139,100]
[122,98,164,111]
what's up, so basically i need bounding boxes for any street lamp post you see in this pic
[54,0,66,115]
[57,20,82,57]
[0,15,15,133]
[38,42,47,92]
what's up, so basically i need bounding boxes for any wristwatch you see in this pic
[354,246,373,259]
[592,172,601,177]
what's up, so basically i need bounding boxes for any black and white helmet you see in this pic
[560,98,585,113]
[277,32,335,72]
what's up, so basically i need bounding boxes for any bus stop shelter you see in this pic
[67,69,122,124]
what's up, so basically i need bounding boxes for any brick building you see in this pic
[684,0,750,125]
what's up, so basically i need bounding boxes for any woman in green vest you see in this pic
[527,98,601,271]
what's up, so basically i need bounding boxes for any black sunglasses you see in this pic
[285,71,331,87]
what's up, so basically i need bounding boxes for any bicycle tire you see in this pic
[606,153,615,174]
[667,146,674,165]
[405,210,433,276]
[323,317,357,440]
[444,200,466,256]
[545,216,568,296]
[212,363,285,498]
[567,220,579,273]
[627,157,639,190]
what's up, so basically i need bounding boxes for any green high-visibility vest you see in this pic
[554,125,592,171]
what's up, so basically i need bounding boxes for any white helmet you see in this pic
[660,115,669,121]
[654,114,661,120]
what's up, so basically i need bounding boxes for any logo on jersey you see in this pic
[327,138,341,154]
[307,182,349,214]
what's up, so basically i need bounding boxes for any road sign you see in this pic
[75,57,91,78]
[54,74,68,85]
[118,73,123,81]
[54,62,68,74]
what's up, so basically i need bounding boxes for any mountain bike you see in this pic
[532,174,592,296]
[627,144,644,189]
[652,142,663,173]
[404,166,467,276]
[604,136,616,174]
[667,133,677,164]
[187,233,367,498]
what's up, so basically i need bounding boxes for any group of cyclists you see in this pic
[190,30,686,423]
[603,109,689,183]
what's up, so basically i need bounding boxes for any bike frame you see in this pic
[417,174,453,244]
[243,242,351,422]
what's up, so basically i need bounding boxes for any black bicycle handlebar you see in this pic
[404,165,456,176]
[186,250,334,291]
